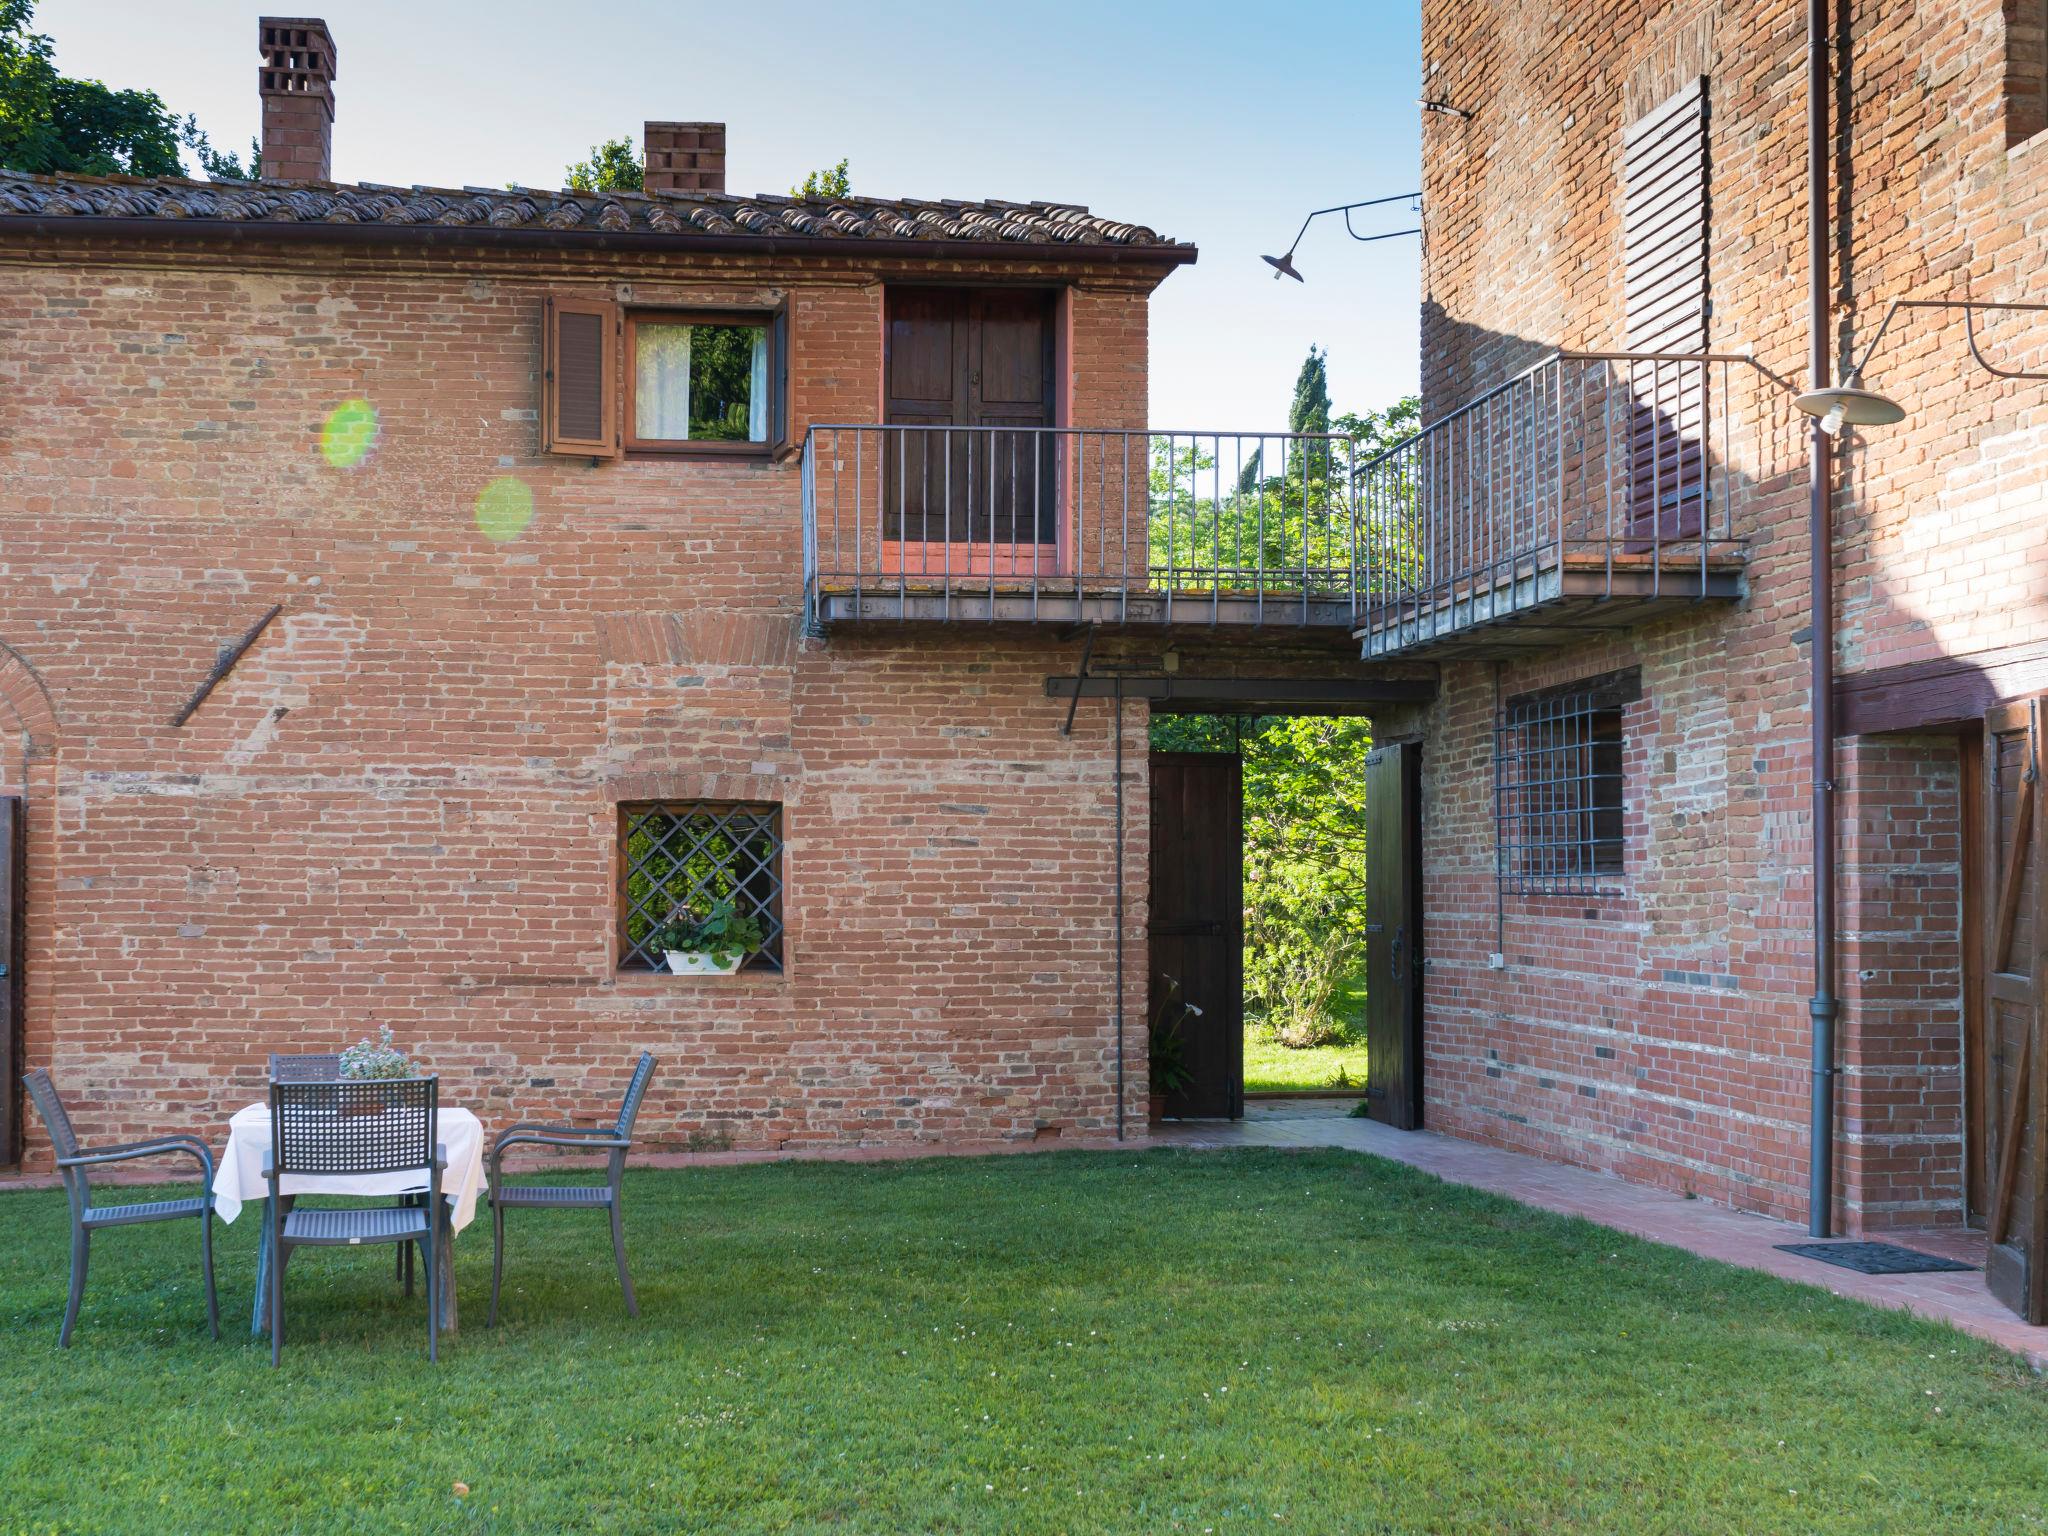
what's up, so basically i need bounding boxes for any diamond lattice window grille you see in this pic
[617,802,784,973]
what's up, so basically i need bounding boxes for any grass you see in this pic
[3,1149,2047,1534]
[1243,971,1371,1094]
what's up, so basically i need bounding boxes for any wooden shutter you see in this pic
[541,295,619,457]
[770,301,792,455]
[1623,77,1709,541]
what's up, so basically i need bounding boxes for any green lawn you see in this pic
[1244,972,1370,1093]
[4,1149,2046,1534]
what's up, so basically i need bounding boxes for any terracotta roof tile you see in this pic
[0,168,1191,257]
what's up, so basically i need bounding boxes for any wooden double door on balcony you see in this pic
[884,287,1059,568]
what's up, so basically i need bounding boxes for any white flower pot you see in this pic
[665,949,746,976]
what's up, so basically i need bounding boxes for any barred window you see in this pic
[617,802,784,973]
[1495,672,1637,895]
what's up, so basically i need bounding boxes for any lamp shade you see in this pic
[1261,251,1304,282]
[1792,386,1906,431]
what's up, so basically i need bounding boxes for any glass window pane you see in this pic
[688,324,767,442]
[635,322,693,439]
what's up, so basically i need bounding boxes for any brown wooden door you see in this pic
[884,288,1056,545]
[1148,751,1243,1120]
[1982,700,2048,1323]
[0,797,20,1165]
[1363,741,1423,1129]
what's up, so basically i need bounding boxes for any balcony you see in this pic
[801,425,1371,629]
[1353,351,1761,660]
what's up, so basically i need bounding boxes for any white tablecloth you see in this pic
[213,1102,489,1231]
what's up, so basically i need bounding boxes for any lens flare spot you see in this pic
[320,398,379,469]
[474,476,535,542]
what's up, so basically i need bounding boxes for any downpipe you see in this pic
[1806,0,1839,1239]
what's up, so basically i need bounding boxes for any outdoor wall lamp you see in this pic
[1260,192,1421,282]
[1794,297,2048,434]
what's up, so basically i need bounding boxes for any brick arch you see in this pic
[0,642,58,787]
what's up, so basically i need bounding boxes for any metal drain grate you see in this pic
[1773,1241,1975,1276]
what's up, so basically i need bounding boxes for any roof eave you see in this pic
[0,214,1199,267]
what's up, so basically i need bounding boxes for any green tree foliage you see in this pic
[1288,345,1332,436]
[0,0,204,176]
[791,158,850,199]
[566,136,643,194]
[1150,714,1374,1045]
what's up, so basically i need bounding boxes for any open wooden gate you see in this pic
[1982,700,2048,1323]
[1147,751,1243,1120]
[0,797,20,1165]
[1362,742,1423,1129]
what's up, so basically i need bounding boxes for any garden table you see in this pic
[213,1101,488,1335]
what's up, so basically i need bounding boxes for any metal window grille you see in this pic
[617,802,784,973]
[1495,683,1629,896]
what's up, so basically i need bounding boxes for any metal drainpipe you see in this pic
[1806,0,1840,1238]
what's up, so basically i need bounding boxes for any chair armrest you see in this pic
[435,1143,450,1172]
[492,1131,629,1159]
[59,1136,214,1182]
[489,1122,613,1154]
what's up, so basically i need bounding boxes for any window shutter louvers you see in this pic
[541,295,620,457]
[770,302,792,454]
[1622,77,1709,540]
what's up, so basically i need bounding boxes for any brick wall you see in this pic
[1413,0,2047,1226]
[0,240,1173,1164]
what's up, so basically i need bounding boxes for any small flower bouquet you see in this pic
[339,1024,415,1081]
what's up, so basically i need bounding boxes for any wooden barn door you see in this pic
[0,797,20,1165]
[1362,742,1424,1128]
[1982,700,2048,1323]
[1148,751,1243,1120]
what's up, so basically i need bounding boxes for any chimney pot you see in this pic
[643,122,726,197]
[258,16,337,182]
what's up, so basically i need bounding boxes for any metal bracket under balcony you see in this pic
[802,424,1370,630]
[1351,351,1769,661]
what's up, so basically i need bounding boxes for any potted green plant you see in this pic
[1148,975,1199,1124]
[658,899,765,976]
[335,1025,415,1114]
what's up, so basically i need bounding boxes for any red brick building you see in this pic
[8,5,2048,1329]
[1391,0,2048,1322]
[0,18,1403,1170]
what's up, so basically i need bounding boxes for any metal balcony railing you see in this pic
[1354,351,1760,657]
[801,425,1369,627]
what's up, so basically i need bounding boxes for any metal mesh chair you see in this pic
[489,1052,656,1324]
[267,1051,423,1288]
[268,1053,343,1081]
[265,1076,445,1366]
[22,1069,219,1347]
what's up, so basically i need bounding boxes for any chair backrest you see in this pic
[270,1076,437,1177]
[613,1052,657,1139]
[268,1052,344,1082]
[22,1069,80,1160]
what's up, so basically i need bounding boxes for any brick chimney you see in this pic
[643,122,725,196]
[258,17,337,182]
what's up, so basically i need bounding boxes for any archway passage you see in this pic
[1145,710,1421,1128]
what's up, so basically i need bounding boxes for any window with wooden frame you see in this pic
[541,298,789,459]
[1495,670,1640,897]
[616,802,784,974]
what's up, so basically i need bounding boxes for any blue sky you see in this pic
[40,0,1422,431]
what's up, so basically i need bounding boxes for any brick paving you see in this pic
[1153,1102,2047,1371]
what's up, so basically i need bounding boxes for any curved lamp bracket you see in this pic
[1850,297,2048,386]
[1261,192,1422,281]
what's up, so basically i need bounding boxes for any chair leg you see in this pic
[59,1227,89,1348]
[424,1224,439,1365]
[609,1198,638,1319]
[269,1235,285,1368]
[200,1209,220,1341]
[489,1200,504,1327]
